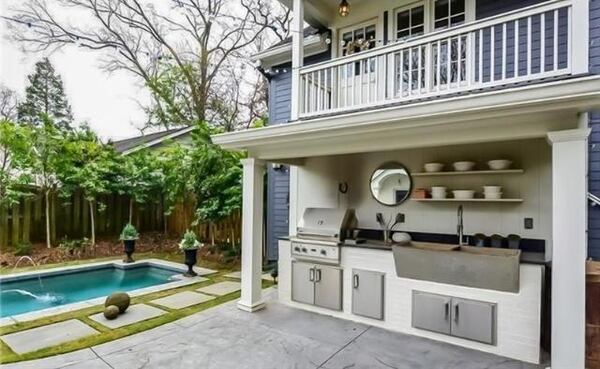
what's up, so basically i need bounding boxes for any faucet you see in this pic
[457,205,465,245]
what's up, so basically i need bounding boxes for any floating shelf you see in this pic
[412,198,523,203]
[412,169,524,177]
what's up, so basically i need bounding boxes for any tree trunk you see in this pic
[211,222,215,246]
[163,215,168,235]
[45,189,51,248]
[129,198,133,224]
[89,200,95,246]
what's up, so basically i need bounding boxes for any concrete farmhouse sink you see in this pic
[392,242,521,292]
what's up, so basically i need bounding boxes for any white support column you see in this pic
[571,0,589,74]
[237,158,266,312]
[290,0,304,121]
[547,127,590,369]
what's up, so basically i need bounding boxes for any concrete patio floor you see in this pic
[3,289,543,369]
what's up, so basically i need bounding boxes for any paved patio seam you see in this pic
[316,326,371,369]
[90,347,115,369]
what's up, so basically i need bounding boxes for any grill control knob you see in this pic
[301,248,307,253]
[294,247,300,252]
[320,249,327,255]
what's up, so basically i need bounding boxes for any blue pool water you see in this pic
[0,265,179,317]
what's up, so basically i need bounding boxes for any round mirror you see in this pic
[369,162,412,206]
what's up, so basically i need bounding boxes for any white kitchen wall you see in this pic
[294,138,552,256]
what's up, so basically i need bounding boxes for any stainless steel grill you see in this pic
[291,208,357,264]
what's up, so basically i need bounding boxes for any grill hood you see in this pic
[296,208,357,242]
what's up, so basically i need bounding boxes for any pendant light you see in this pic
[338,0,350,17]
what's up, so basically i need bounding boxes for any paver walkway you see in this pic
[150,291,215,309]
[2,319,98,355]
[89,304,165,329]
[196,281,241,296]
[2,289,544,369]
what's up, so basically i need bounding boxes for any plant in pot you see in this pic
[179,230,202,277]
[120,223,139,263]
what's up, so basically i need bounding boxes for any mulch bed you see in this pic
[0,233,238,270]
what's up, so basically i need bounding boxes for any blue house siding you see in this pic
[588,0,600,260]
[265,49,331,261]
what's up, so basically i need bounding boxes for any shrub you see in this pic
[179,229,201,251]
[58,237,90,251]
[14,241,32,256]
[119,223,138,241]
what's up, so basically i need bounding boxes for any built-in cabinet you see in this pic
[412,291,496,344]
[351,269,385,320]
[291,261,343,311]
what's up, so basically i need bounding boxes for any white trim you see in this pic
[570,0,589,74]
[392,1,427,41]
[122,126,195,155]
[290,0,304,121]
[213,75,600,151]
[337,18,379,57]
[547,128,591,144]
[253,34,328,70]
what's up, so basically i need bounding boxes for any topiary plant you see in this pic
[105,292,131,313]
[119,223,139,241]
[179,230,201,251]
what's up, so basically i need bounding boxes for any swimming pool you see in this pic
[0,261,185,318]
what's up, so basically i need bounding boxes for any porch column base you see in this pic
[237,300,266,312]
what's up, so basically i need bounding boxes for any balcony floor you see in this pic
[3,288,545,369]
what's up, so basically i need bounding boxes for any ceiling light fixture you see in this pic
[338,0,350,17]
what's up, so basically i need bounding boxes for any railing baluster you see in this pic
[567,6,572,70]
[437,40,441,91]
[514,20,519,78]
[527,16,532,76]
[446,37,451,88]
[466,33,473,87]
[478,29,483,83]
[317,70,322,111]
[457,37,462,85]
[399,50,404,97]
[490,26,495,82]
[418,46,423,94]
[553,9,558,71]
[541,12,545,73]
[502,23,507,80]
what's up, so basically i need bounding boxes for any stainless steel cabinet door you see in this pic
[412,291,451,334]
[314,265,343,311]
[352,269,385,320]
[451,297,496,344]
[292,261,315,305]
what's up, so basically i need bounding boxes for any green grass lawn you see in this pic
[0,256,273,364]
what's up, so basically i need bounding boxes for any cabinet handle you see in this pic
[444,302,449,320]
[454,303,459,323]
[353,274,359,288]
[309,268,315,282]
[316,269,322,282]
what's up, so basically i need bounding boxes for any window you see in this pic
[339,23,377,57]
[434,0,465,30]
[395,4,425,40]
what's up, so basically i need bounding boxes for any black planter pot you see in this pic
[123,239,136,263]
[183,249,198,277]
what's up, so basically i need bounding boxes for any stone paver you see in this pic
[5,289,544,369]
[223,271,275,282]
[150,291,215,310]
[192,266,218,276]
[89,304,166,329]
[1,319,98,355]
[196,281,241,296]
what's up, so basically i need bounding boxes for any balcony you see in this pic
[298,0,575,119]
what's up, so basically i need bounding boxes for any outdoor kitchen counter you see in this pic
[341,240,547,265]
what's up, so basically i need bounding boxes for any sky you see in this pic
[0,0,147,141]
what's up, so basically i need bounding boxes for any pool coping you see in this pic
[0,259,217,326]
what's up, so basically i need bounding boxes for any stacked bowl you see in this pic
[431,186,447,199]
[483,186,502,199]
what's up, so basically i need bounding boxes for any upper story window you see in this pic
[395,4,425,40]
[434,0,465,30]
[340,22,377,57]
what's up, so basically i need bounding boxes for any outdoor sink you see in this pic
[392,242,521,292]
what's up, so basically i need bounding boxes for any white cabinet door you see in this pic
[314,265,343,311]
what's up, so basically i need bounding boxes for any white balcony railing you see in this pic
[298,0,573,118]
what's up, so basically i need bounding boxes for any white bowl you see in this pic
[453,161,476,171]
[488,160,512,170]
[424,163,444,172]
[431,186,447,192]
[483,186,502,193]
[453,190,475,199]
[484,192,503,199]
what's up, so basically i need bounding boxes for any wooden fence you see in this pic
[0,191,241,249]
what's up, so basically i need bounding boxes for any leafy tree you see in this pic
[157,144,194,233]
[58,125,118,245]
[191,143,243,245]
[0,85,19,121]
[115,149,164,224]
[17,58,73,129]
[24,116,65,248]
[0,120,33,209]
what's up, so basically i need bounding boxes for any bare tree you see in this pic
[3,0,290,131]
[0,85,19,121]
